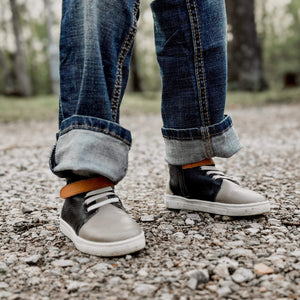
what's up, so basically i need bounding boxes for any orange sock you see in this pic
[182,158,215,170]
[60,177,114,199]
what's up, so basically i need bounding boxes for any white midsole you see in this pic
[60,218,146,257]
[164,194,270,216]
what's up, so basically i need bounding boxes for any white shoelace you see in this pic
[200,166,240,185]
[84,186,119,212]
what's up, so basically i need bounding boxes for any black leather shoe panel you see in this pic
[61,193,95,234]
[168,164,222,201]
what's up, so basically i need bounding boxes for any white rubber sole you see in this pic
[60,219,146,257]
[164,194,270,216]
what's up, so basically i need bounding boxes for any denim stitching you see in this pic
[201,127,209,158]
[192,0,210,125]
[59,125,131,146]
[186,0,210,126]
[162,123,233,140]
[111,0,140,122]
[206,126,214,157]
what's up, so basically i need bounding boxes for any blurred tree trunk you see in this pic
[10,0,32,97]
[130,46,143,92]
[226,0,267,91]
[44,0,60,95]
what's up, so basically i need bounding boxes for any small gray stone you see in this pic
[52,259,74,267]
[185,218,195,225]
[134,283,156,296]
[187,269,209,285]
[187,277,198,290]
[186,214,201,221]
[173,232,185,240]
[0,262,8,274]
[290,250,300,257]
[229,248,254,258]
[91,263,111,272]
[137,269,148,277]
[0,282,9,289]
[217,286,231,297]
[141,215,155,222]
[23,254,41,265]
[67,281,85,292]
[22,206,35,214]
[108,276,122,285]
[232,268,255,283]
[214,263,230,278]
[6,254,17,265]
[75,257,90,264]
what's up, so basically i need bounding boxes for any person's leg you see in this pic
[151,0,269,216]
[50,0,145,256]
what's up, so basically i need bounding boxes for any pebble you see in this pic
[91,263,111,272]
[214,263,230,278]
[108,277,122,285]
[23,254,41,265]
[290,250,300,257]
[75,257,90,264]
[254,263,274,275]
[232,268,255,283]
[217,286,231,297]
[52,259,74,267]
[22,206,35,214]
[0,282,9,289]
[141,215,155,222]
[229,248,254,258]
[137,269,148,277]
[186,269,209,289]
[0,262,8,274]
[67,281,85,292]
[186,214,201,221]
[185,218,195,225]
[134,283,156,296]
[173,232,185,240]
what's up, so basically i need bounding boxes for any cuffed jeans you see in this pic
[50,0,242,183]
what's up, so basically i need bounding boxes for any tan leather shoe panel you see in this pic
[78,204,142,243]
[215,179,266,204]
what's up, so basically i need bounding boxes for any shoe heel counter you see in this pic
[168,164,189,197]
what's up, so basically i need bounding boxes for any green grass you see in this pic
[0,95,58,123]
[0,87,299,122]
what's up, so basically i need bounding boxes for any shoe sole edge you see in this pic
[60,218,146,257]
[164,194,270,216]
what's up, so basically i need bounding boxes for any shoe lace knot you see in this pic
[200,166,240,185]
[84,186,120,212]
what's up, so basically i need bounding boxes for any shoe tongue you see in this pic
[182,158,215,170]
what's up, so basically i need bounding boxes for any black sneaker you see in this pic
[59,178,145,257]
[165,164,270,216]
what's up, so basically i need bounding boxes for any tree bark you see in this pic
[226,0,267,91]
[10,0,32,97]
[130,45,143,92]
[44,0,60,95]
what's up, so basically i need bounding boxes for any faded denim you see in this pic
[50,0,241,183]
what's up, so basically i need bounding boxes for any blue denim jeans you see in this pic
[50,0,241,183]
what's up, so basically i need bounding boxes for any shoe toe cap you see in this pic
[78,204,142,243]
[216,179,267,205]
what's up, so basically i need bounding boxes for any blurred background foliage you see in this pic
[0,0,299,119]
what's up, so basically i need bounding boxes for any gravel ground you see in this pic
[0,104,299,300]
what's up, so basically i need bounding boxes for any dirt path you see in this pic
[0,104,299,299]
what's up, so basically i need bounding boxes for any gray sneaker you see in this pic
[60,181,145,257]
[165,164,270,216]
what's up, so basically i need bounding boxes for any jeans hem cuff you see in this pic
[50,128,130,183]
[164,124,242,165]
[59,115,132,146]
